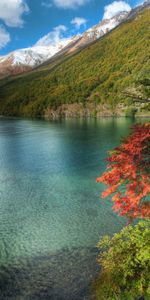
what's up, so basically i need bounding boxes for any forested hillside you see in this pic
[0,8,149,118]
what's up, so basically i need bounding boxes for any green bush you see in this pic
[125,106,137,117]
[94,221,150,300]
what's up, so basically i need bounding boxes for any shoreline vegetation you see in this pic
[94,123,150,299]
[94,221,150,300]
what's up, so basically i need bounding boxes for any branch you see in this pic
[122,91,150,103]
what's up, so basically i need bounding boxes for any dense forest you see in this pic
[0,8,149,118]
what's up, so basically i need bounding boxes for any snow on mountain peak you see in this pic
[0,7,137,76]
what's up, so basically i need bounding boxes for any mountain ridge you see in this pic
[0,2,146,79]
[0,0,149,80]
[0,4,149,118]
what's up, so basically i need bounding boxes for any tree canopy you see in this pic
[97,123,150,220]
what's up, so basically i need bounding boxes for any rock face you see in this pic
[44,102,127,120]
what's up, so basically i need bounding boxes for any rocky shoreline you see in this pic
[44,102,150,120]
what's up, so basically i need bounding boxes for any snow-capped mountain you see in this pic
[66,11,128,54]
[0,0,149,78]
[0,36,81,67]
[0,36,80,77]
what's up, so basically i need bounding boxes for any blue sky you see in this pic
[0,0,141,55]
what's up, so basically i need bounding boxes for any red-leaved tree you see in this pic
[96,123,150,220]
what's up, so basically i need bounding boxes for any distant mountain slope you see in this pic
[0,36,80,78]
[0,11,129,78]
[0,1,149,80]
[63,11,129,54]
[0,6,149,118]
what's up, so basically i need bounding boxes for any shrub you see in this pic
[94,221,150,300]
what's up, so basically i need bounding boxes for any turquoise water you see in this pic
[0,117,146,299]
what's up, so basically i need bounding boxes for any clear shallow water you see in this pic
[0,117,147,299]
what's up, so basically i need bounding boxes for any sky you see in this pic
[0,0,143,55]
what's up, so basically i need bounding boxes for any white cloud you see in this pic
[71,17,87,29]
[35,25,69,46]
[0,26,11,49]
[53,0,88,9]
[41,1,53,8]
[103,1,131,19]
[0,0,29,27]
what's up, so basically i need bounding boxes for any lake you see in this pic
[0,117,146,299]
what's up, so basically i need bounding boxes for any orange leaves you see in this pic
[97,123,150,220]
[101,184,119,198]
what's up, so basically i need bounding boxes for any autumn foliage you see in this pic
[97,123,150,220]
